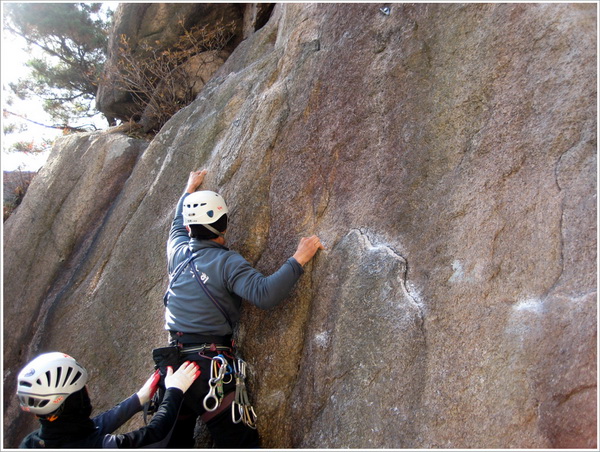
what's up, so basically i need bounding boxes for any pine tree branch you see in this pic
[3,109,93,133]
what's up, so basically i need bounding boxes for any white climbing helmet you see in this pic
[183,190,228,226]
[16,352,88,415]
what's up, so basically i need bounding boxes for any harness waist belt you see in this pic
[169,331,232,346]
[180,344,233,355]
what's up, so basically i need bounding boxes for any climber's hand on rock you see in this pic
[186,169,208,193]
[293,235,325,266]
[136,369,161,405]
[165,361,200,393]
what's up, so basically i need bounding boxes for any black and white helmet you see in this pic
[16,352,88,415]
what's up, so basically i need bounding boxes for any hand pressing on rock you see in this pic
[293,235,325,266]
[186,169,208,193]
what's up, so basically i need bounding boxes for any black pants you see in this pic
[156,346,259,448]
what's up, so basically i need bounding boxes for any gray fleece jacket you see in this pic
[164,193,304,336]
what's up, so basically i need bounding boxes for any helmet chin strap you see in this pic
[203,223,225,238]
[39,403,64,422]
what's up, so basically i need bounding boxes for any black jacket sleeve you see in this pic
[93,394,142,436]
[101,388,184,448]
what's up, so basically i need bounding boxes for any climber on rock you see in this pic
[16,352,200,448]
[155,168,324,448]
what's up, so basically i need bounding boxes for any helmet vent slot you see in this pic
[20,381,32,388]
[55,367,62,387]
[71,371,83,385]
[63,367,73,386]
[44,371,52,387]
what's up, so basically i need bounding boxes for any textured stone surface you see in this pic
[286,229,426,448]
[3,132,148,443]
[3,3,596,448]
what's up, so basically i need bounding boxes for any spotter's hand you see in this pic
[165,361,201,393]
[136,370,161,405]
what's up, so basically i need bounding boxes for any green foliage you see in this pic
[8,139,53,155]
[3,3,112,125]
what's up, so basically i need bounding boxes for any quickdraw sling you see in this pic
[202,354,257,429]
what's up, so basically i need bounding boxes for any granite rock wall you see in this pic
[3,3,596,448]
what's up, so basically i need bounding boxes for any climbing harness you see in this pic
[179,343,233,356]
[232,358,257,429]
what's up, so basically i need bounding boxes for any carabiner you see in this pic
[203,355,227,412]
[203,379,220,411]
[231,400,243,424]
[230,357,257,429]
[243,405,258,429]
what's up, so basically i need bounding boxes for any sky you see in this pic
[1,2,117,172]
[1,28,58,172]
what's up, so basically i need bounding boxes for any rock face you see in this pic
[3,132,149,443]
[3,3,596,448]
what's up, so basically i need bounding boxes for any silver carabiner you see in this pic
[203,355,227,412]
[231,400,243,424]
[203,378,220,411]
